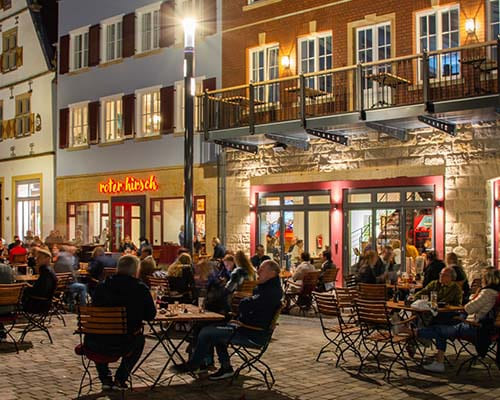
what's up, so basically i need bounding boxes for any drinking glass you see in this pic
[198,297,205,313]
[421,294,429,302]
[430,291,438,308]
[174,301,179,313]
[27,267,33,276]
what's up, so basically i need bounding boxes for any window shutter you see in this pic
[59,108,69,149]
[159,0,175,48]
[88,101,100,144]
[88,25,100,66]
[122,12,136,58]
[3,0,11,10]
[160,85,174,134]
[15,47,23,68]
[123,94,135,138]
[29,113,35,134]
[203,0,217,36]
[59,35,70,74]
[202,77,216,92]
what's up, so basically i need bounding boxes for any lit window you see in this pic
[70,103,89,147]
[2,28,19,72]
[249,45,280,103]
[489,0,500,58]
[139,89,161,136]
[299,34,333,91]
[71,30,89,70]
[68,202,109,245]
[102,97,123,142]
[16,180,41,238]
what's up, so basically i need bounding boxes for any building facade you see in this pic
[200,0,500,279]
[0,0,56,243]
[56,0,220,255]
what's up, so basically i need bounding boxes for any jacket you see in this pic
[88,255,117,281]
[225,266,249,293]
[415,280,462,306]
[423,260,446,287]
[238,276,283,330]
[213,244,225,260]
[0,264,14,314]
[250,254,271,269]
[292,262,315,282]
[357,265,376,284]
[23,265,58,313]
[465,287,500,323]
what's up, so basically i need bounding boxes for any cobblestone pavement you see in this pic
[1,314,499,400]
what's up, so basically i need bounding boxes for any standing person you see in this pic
[446,252,470,303]
[250,244,270,269]
[291,239,304,265]
[423,250,446,287]
[85,255,156,390]
[212,238,225,260]
[54,246,88,306]
[226,251,256,293]
[178,226,185,247]
[405,238,419,259]
[0,263,14,340]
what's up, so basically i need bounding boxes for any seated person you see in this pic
[89,247,117,281]
[139,246,156,267]
[22,248,58,313]
[356,250,378,284]
[205,255,233,314]
[291,252,315,284]
[0,263,14,340]
[85,255,156,390]
[446,252,470,303]
[54,245,88,305]
[422,250,446,287]
[137,256,158,286]
[250,244,270,269]
[414,267,462,306]
[8,238,27,264]
[374,246,395,283]
[225,251,256,294]
[167,253,194,297]
[118,235,137,254]
[173,260,283,380]
[416,267,500,373]
[317,250,336,291]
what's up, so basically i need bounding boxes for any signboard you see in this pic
[98,175,159,194]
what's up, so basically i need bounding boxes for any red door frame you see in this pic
[494,179,500,269]
[111,202,141,251]
[250,175,445,285]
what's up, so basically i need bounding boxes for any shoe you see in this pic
[0,331,7,340]
[100,377,113,391]
[112,379,128,391]
[406,342,416,358]
[171,362,206,374]
[423,361,445,373]
[208,367,234,381]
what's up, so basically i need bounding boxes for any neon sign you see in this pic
[98,175,159,194]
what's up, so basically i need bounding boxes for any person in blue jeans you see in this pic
[416,267,500,373]
[173,259,283,380]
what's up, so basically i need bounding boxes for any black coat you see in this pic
[89,255,117,281]
[23,265,57,313]
[423,260,446,287]
[250,254,271,269]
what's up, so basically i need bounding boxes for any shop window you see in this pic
[377,192,401,202]
[67,201,109,245]
[69,103,89,147]
[259,196,280,206]
[249,44,279,103]
[348,193,371,203]
[137,87,161,137]
[406,191,434,202]
[137,5,160,53]
[16,180,41,237]
[71,28,89,71]
[284,196,303,205]
[2,28,21,73]
[309,195,330,204]
[298,33,332,92]
[15,93,31,137]
[102,18,122,62]
[101,96,123,142]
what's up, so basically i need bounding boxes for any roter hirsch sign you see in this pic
[98,175,159,194]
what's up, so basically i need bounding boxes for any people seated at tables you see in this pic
[137,256,158,286]
[414,267,462,306]
[139,246,156,266]
[0,240,7,263]
[212,237,225,260]
[137,237,150,257]
[54,245,88,306]
[405,238,419,259]
[22,248,58,313]
[89,247,117,282]
[0,263,14,340]
[51,244,60,263]
[446,252,470,303]
[317,250,336,291]
[225,251,256,293]
[24,230,34,247]
[290,239,304,265]
[374,245,395,283]
[173,259,283,380]
[290,252,315,285]
[250,244,270,269]
[8,235,21,252]
[8,237,27,264]
[44,230,63,245]
[415,267,500,373]
[85,255,156,390]
[167,253,195,297]
[119,235,138,254]
[422,250,446,287]
[356,250,379,284]
[205,255,234,314]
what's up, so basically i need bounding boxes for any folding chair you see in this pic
[49,272,74,326]
[103,267,117,279]
[335,287,358,323]
[355,298,417,381]
[0,283,25,352]
[285,271,321,315]
[358,283,388,301]
[318,268,338,292]
[313,291,362,365]
[20,294,54,344]
[345,274,358,289]
[228,305,282,389]
[238,280,257,295]
[74,306,128,398]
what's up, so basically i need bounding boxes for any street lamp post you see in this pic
[183,19,196,254]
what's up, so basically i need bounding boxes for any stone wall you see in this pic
[224,121,500,277]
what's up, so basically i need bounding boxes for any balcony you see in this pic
[197,40,500,148]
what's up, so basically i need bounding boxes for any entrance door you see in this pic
[111,203,142,252]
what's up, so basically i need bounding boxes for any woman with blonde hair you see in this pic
[138,257,158,286]
[226,250,256,293]
[167,253,192,278]
[167,253,194,298]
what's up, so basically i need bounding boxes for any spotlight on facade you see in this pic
[465,18,476,34]
[281,55,290,69]
[272,142,287,152]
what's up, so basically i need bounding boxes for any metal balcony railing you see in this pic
[197,40,499,134]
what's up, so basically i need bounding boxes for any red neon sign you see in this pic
[98,175,159,194]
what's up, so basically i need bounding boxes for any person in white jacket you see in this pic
[416,267,500,373]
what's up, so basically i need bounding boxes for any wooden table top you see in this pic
[284,86,330,98]
[154,304,225,323]
[15,274,38,282]
[366,72,411,87]
[386,300,463,313]
[385,282,423,290]
[280,271,292,279]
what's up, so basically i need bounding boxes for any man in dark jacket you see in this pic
[84,255,156,390]
[250,244,270,269]
[88,247,117,281]
[423,250,446,287]
[173,259,283,380]
[22,248,57,313]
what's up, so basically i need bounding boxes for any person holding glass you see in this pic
[413,267,462,306]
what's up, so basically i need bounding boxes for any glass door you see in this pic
[111,203,142,252]
[259,211,282,262]
[348,209,372,268]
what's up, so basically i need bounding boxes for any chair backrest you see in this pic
[0,283,25,307]
[335,287,357,309]
[238,280,257,294]
[301,271,321,295]
[12,254,27,264]
[103,267,117,279]
[268,304,283,333]
[77,306,127,335]
[55,272,73,291]
[148,276,169,291]
[313,291,340,317]
[231,291,248,316]
[358,283,387,301]
[322,268,338,285]
[345,274,358,289]
[355,298,390,328]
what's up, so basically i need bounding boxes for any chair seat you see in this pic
[366,331,410,343]
[74,344,121,363]
[0,313,17,323]
[326,324,360,334]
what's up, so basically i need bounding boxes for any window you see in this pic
[69,103,89,147]
[174,78,203,133]
[138,6,160,53]
[68,202,109,245]
[249,45,279,103]
[101,96,123,142]
[102,19,122,62]
[2,28,19,72]
[15,93,31,137]
[16,180,41,237]
[417,7,460,79]
[298,34,333,91]
[489,0,500,59]
[137,87,161,137]
[0,101,3,139]
[71,29,89,70]
[356,23,391,84]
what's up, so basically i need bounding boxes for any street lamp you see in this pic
[183,18,196,254]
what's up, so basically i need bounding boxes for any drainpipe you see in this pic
[217,148,226,246]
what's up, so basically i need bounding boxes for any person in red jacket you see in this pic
[8,239,27,264]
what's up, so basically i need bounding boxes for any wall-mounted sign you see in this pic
[99,175,159,194]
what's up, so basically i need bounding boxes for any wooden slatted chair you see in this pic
[74,306,128,398]
[11,254,28,274]
[345,274,358,289]
[334,287,358,323]
[49,272,74,326]
[313,291,362,365]
[103,267,117,279]
[238,280,257,295]
[319,267,338,292]
[358,283,388,301]
[0,283,25,352]
[355,298,416,381]
[285,271,321,316]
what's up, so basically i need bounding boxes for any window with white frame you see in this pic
[71,28,89,70]
[488,0,500,59]
[69,103,89,147]
[175,78,204,134]
[249,45,279,103]
[101,96,123,142]
[137,5,160,53]
[417,6,460,79]
[298,34,333,92]
[136,87,161,137]
[102,18,122,62]
[16,180,41,237]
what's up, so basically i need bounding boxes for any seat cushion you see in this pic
[74,344,121,363]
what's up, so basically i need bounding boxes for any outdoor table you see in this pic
[385,282,423,291]
[460,56,497,94]
[366,71,411,107]
[284,86,330,99]
[386,300,463,320]
[133,304,224,388]
[14,274,38,282]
